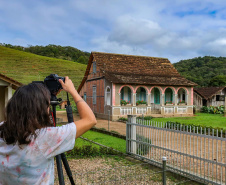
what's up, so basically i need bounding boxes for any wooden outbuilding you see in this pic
[0,73,22,122]
[194,86,226,110]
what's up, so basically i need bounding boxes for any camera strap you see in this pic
[49,109,56,126]
[66,93,74,123]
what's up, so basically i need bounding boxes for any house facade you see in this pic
[78,52,197,121]
[194,86,226,110]
[0,73,22,122]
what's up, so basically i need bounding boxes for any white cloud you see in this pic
[0,0,226,62]
[108,16,164,45]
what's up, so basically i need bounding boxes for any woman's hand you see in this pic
[59,76,76,94]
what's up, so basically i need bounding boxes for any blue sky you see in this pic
[0,0,226,63]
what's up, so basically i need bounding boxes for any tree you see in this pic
[209,75,226,87]
[77,56,87,64]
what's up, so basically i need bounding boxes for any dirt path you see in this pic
[56,111,126,136]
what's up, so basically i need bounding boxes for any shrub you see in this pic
[178,100,185,103]
[120,99,130,105]
[165,101,173,105]
[136,100,147,105]
[66,145,120,158]
[71,104,78,113]
[164,121,226,137]
[201,105,225,114]
[136,134,151,155]
[99,127,107,131]
[110,130,121,135]
[137,116,153,120]
[118,117,128,122]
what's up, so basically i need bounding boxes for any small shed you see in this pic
[194,86,226,110]
[0,73,22,122]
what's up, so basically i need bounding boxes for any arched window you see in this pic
[106,87,111,105]
[154,88,160,104]
[136,87,147,103]
[120,86,132,104]
[165,88,173,104]
[178,88,186,104]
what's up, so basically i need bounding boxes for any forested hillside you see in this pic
[1,43,226,87]
[173,56,226,87]
[0,43,90,65]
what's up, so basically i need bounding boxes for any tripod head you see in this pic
[50,94,62,106]
[33,74,74,125]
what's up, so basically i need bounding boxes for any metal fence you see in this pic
[126,115,226,185]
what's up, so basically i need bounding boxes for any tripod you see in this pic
[50,94,75,185]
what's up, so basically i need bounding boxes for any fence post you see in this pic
[127,115,137,154]
[162,156,167,185]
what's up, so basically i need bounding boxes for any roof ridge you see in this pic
[91,51,169,60]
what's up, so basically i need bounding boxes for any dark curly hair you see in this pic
[0,83,52,145]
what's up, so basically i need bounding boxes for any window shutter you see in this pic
[128,88,131,102]
[121,88,124,100]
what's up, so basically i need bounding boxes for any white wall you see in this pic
[0,86,5,122]
[0,79,12,122]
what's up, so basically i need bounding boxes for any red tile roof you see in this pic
[78,52,197,92]
[194,86,226,99]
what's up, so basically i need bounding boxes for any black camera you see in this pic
[44,74,65,95]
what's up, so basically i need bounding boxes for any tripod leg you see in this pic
[61,153,75,185]
[56,155,65,185]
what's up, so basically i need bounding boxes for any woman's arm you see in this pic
[59,76,97,138]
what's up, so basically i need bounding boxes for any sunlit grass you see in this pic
[81,130,126,153]
[151,113,226,129]
[0,46,86,88]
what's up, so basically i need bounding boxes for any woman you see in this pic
[0,76,97,184]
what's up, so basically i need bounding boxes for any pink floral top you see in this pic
[0,122,76,185]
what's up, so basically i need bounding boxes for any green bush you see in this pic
[164,121,226,137]
[110,130,121,135]
[136,100,147,105]
[66,145,120,158]
[137,116,153,120]
[71,104,78,113]
[136,134,151,155]
[118,117,128,122]
[120,100,130,105]
[98,127,107,131]
[201,105,225,114]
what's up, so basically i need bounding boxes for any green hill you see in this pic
[0,46,87,89]
[173,56,226,87]
[1,43,90,65]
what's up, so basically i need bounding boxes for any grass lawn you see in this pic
[151,113,226,129]
[80,130,126,153]
[0,46,86,88]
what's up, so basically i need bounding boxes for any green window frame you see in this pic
[154,88,160,104]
